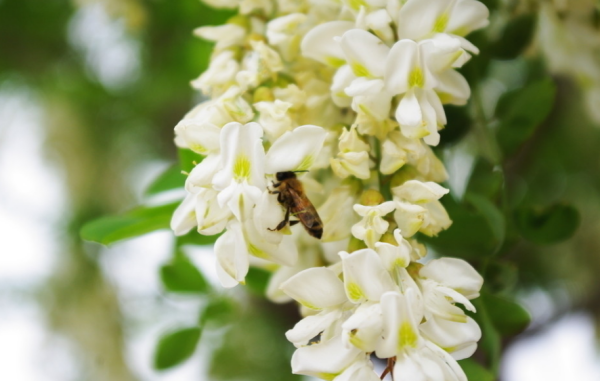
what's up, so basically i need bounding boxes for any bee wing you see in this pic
[288,188,322,229]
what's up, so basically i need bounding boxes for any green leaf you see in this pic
[420,195,502,259]
[495,79,557,156]
[200,296,239,328]
[179,148,204,173]
[466,159,503,199]
[244,267,272,296]
[145,165,185,196]
[458,359,495,381]
[160,255,209,294]
[492,14,537,60]
[515,203,580,245]
[439,105,472,146]
[485,260,518,293]
[483,292,531,336]
[80,202,179,245]
[154,327,202,370]
[465,193,506,250]
[470,298,501,374]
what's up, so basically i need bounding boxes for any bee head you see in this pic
[276,171,296,181]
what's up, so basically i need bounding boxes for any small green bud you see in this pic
[253,87,274,103]
[227,15,250,29]
[407,262,424,278]
[380,232,397,246]
[390,165,420,189]
[359,189,385,206]
[347,236,367,253]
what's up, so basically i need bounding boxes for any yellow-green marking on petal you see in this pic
[346,282,366,302]
[432,13,449,33]
[347,0,368,11]
[296,154,314,171]
[247,243,269,260]
[189,143,208,155]
[233,154,251,180]
[408,67,424,88]
[325,56,346,68]
[317,373,339,381]
[398,321,419,350]
[351,62,371,78]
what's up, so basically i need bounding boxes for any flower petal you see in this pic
[420,316,481,360]
[291,336,362,379]
[286,309,343,347]
[214,222,249,288]
[420,258,483,299]
[340,29,390,78]
[342,302,383,352]
[396,0,452,40]
[265,125,328,173]
[377,289,422,358]
[171,192,198,236]
[447,0,490,37]
[280,267,347,310]
[340,249,397,303]
[393,180,449,203]
[396,90,422,127]
[301,21,354,67]
[385,40,419,95]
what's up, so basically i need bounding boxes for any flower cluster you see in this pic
[171,0,489,379]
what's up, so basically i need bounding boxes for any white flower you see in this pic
[377,289,424,358]
[318,186,359,242]
[393,340,468,381]
[333,357,380,381]
[396,0,490,52]
[330,126,371,180]
[420,315,481,360]
[392,180,452,237]
[174,118,220,156]
[212,122,266,221]
[339,248,397,303]
[171,192,199,236]
[385,39,453,146]
[301,21,354,67]
[380,131,426,175]
[254,100,294,142]
[195,188,231,235]
[194,23,246,51]
[280,267,348,311]
[265,125,328,173]
[417,258,483,323]
[267,13,308,61]
[375,229,413,270]
[291,335,363,379]
[191,50,239,96]
[214,221,250,288]
[351,201,396,248]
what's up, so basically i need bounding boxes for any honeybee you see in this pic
[268,171,323,239]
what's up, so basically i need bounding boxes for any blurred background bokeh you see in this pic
[1,0,599,380]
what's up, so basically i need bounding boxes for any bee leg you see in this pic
[268,207,291,232]
[289,220,300,226]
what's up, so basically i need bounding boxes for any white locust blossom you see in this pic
[171,0,490,378]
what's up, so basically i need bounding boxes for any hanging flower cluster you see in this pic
[171,0,489,379]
